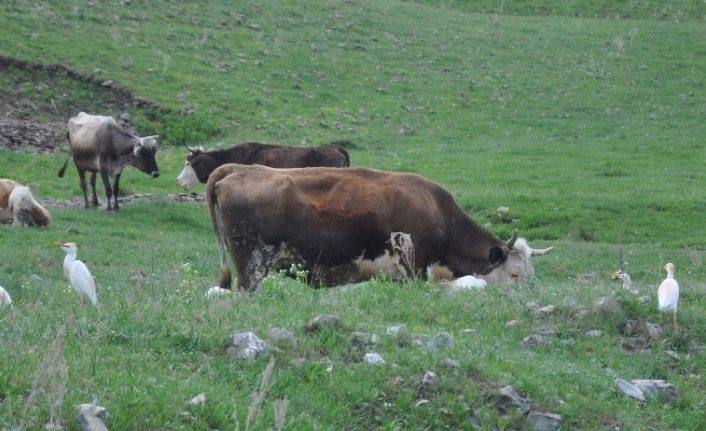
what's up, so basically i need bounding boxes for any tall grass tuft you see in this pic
[19,325,68,431]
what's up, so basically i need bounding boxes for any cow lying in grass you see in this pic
[0,179,52,227]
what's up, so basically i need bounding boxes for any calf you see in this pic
[58,112,160,210]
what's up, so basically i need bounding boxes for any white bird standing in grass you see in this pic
[55,242,97,306]
[657,262,679,330]
[0,285,11,306]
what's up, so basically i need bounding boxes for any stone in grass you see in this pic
[188,393,207,407]
[498,385,531,414]
[645,322,663,339]
[77,413,108,431]
[615,378,646,401]
[425,332,454,351]
[585,329,604,338]
[351,332,380,347]
[364,352,385,365]
[505,320,520,328]
[226,331,269,360]
[76,404,110,421]
[537,305,556,316]
[593,297,621,314]
[439,358,461,371]
[304,315,341,334]
[269,327,299,349]
[632,379,680,403]
[386,324,407,336]
[528,411,563,431]
[422,371,439,386]
[522,335,548,348]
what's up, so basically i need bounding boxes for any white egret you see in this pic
[0,285,11,306]
[657,262,679,330]
[55,242,97,306]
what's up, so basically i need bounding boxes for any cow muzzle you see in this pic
[150,171,160,178]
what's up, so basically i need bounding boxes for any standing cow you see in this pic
[177,141,350,189]
[207,164,517,291]
[58,112,160,210]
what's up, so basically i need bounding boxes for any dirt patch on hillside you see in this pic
[0,56,160,154]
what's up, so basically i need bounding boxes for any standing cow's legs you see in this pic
[112,173,121,210]
[77,168,89,208]
[89,172,99,207]
[100,170,114,211]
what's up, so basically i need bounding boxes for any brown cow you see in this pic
[0,179,52,227]
[207,164,516,291]
[176,142,350,189]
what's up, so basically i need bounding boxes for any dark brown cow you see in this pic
[176,141,350,189]
[207,164,516,291]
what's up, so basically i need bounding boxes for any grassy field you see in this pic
[1,0,705,429]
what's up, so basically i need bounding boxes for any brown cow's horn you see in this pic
[531,246,554,256]
[506,230,518,249]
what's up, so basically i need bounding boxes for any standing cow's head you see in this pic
[132,136,160,178]
[176,146,206,189]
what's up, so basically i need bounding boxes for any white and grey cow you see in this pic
[58,112,160,210]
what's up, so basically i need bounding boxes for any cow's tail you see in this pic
[206,170,232,290]
[57,130,72,178]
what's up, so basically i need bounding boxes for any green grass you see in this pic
[1,0,706,429]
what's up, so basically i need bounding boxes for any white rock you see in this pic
[414,399,430,407]
[632,379,680,403]
[498,385,531,413]
[537,305,555,315]
[422,371,439,386]
[505,320,520,328]
[75,404,109,420]
[616,378,645,401]
[528,411,563,431]
[188,393,207,407]
[585,330,604,337]
[386,324,406,336]
[77,413,108,431]
[364,352,385,365]
[269,327,299,349]
[227,332,269,360]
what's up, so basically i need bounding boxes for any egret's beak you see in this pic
[610,271,620,280]
[53,241,64,248]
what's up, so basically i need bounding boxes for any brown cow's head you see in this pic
[132,136,160,178]
[177,146,211,188]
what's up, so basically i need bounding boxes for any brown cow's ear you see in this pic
[489,247,505,267]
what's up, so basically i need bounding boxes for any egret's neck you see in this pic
[63,250,77,264]
[666,269,675,279]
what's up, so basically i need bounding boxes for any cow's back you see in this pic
[210,164,449,264]
[67,113,119,170]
